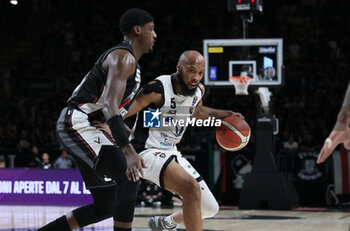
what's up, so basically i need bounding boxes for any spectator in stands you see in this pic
[139,179,164,207]
[4,123,17,149]
[27,145,41,167]
[17,129,31,152]
[0,155,6,168]
[16,129,32,166]
[283,135,299,155]
[300,133,317,152]
[0,124,5,148]
[54,149,74,169]
[38,152,52,169]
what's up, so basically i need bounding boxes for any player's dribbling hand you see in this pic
[317,121,350,164]
[122,144,147,182]
[230,111,244,119]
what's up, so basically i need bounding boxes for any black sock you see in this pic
[114,228,131,231]
[36,216,71,231]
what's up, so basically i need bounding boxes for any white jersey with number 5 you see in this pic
[132,74,203,152]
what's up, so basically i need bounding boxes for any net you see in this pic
[229,76,252,95]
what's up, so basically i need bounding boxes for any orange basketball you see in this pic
[216,115,251,151]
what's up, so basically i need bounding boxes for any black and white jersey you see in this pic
[68,40,141,117]
[132,74,203,153]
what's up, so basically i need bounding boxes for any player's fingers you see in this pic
[91,120,101,125]
[94,125,101,129]
[137,162,144,177]
[233,112,244,118]
[317,150,325,164]
[317,143,329,164]
[138,163,144,178]
[91,123,101,129]
[129,168,136,182]
[317,139,335,164]
[141,159,147,169]
[126,169,132,181]
[344,140,350,150]
[132,167,139,182]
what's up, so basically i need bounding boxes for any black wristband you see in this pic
[107,115,130,147]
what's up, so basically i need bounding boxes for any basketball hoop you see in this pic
[229,76,252,95]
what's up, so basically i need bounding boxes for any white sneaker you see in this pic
[148,216,179,231]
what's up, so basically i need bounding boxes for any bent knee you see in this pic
[202,199,219,219]
[178,178,201,200]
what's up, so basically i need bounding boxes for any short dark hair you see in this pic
[119,8,154,34]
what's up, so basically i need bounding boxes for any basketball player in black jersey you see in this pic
[37,9,157,231]
[94,50,243,231]
[317,82,350,164]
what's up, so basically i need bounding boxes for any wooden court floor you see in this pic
[1,205,350,231]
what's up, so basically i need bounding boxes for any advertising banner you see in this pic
[0,169,93,206]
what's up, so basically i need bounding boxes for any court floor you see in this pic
[1,205,350,231]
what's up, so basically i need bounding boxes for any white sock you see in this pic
[163,214,178,228]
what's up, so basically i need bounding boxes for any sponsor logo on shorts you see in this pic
[94,137,101,144]
[153,152,166,158]
[103,175,112,182]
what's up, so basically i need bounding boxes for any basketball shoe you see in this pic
[148,216,179,231]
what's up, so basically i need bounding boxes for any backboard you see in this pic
[203,39,283,87]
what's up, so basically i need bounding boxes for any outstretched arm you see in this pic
[192,84,244,120]
[317,82,350,164]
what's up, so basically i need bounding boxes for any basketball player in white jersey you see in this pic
[317,82,350,164]
[94,50,243,231]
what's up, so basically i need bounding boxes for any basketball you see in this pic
[216,115,251,151]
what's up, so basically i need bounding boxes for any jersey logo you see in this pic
[103,175,112,182]
[167,110,177,114]
[143,109,161,128]
[192,96,198,106]
[153,152,166,158]
[119,107,128,117]
[135,69,141,83]
[175,126,184,137]
[94,137,101,144]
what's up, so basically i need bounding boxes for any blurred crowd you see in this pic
[0,0,349,172]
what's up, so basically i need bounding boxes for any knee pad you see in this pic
[73,187,116,226]
[113,180,139,222]
[113,199,137,222]
[73,203,112,227]
[199,180,219,219]
[94,146,126,181]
